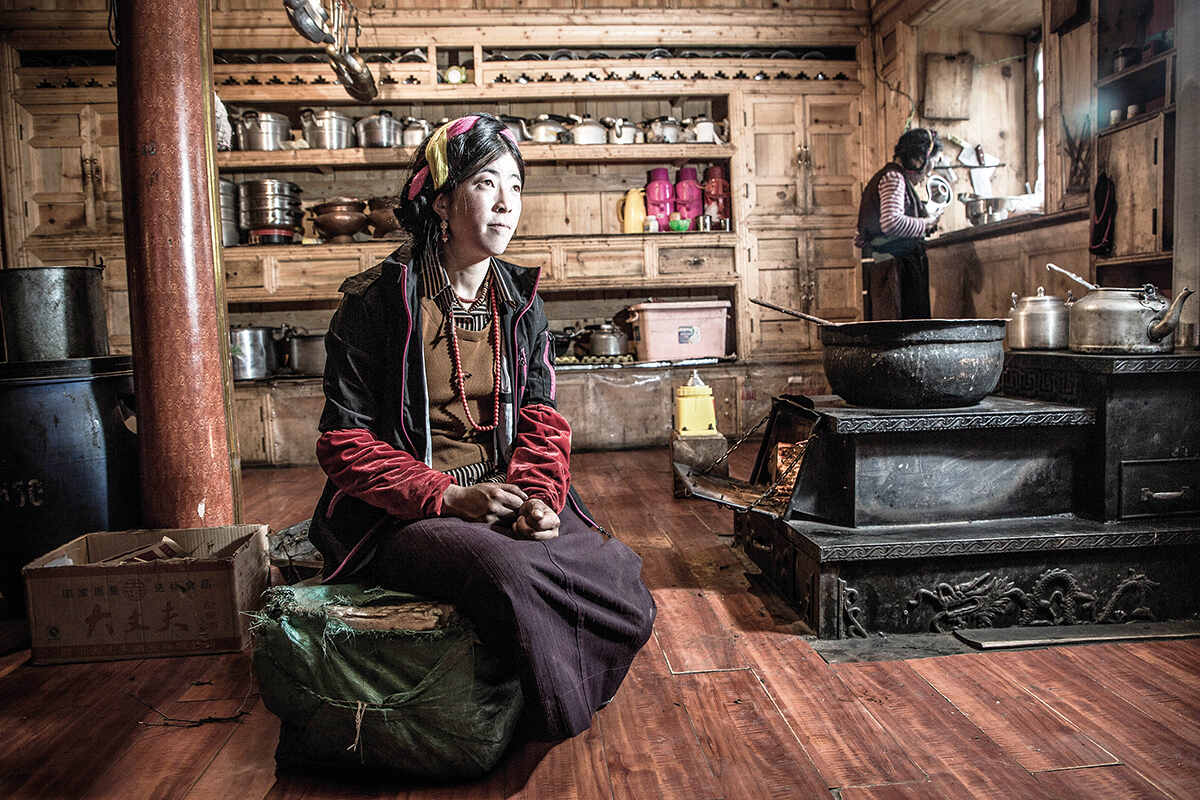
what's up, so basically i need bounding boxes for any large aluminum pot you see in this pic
[355,110,402,147]
[281,326,326,375]
[229,326,279,380]
[576,323,627,356]
[819,319,1008,408]
[300,108,355,149]
[1068,284,1193,354]
[233,110,291,151]
[1008,287,1070,350]
[0,266,109,361]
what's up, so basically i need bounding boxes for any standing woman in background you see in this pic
[856,128,943,319]
[307,112,656,741]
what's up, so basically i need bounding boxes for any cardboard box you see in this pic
[22,524,269,665]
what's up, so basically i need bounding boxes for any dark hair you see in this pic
[397,113,525,262]
[894,128,941,172]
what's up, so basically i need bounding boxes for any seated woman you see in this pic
[307,113,656,742]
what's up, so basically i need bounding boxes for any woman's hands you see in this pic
[442,483,527,524]
[513,498,560,541]
[441,484,561,540]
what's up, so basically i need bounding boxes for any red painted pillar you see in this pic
[115,0,241,527]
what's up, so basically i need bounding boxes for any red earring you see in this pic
[440,219,449,243]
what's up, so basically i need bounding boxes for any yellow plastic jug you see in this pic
[674,370,719,436]
[617,188,646,234]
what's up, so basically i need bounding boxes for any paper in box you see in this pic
[22,524,269,665]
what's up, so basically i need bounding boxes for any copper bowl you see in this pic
[311,196,366,216]
[312,210,369,243]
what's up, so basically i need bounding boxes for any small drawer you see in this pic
[502,244,553,272]
[1119,458,1199,519]
[274,255,359,295]
[562,247,644,279]
[658,246,735,276]
[223,255,265,289]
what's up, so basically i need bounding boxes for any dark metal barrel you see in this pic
[0,266,109,362]
[0,356,140,614]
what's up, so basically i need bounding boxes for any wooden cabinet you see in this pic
[10,103,121,255]
[234,391,270,465]
[1096,114,1173,259]
[747,229,813,355]
[744,93,862,221]
[807,229,859,321]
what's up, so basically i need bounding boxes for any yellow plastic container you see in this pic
[674,371,719,436]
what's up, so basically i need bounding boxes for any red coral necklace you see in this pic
[445,277,502,432]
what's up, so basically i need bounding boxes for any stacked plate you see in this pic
[218,179,239,246]
[237,179,303,244]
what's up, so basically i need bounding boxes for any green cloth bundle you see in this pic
[252,584,523,779]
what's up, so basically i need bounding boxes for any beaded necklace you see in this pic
[445,275,502,432]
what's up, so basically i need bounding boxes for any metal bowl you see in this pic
[819,319,1008,408]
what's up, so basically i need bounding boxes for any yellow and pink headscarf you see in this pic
[406,115,519,200]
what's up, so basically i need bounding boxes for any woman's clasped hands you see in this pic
[442,483,561,540]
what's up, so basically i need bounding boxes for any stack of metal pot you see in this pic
[218,178,239,247]
[301,108,356,149]
[237,179,303,244]
[232,109,291,151]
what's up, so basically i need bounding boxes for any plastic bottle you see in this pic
[674,166,703,231]
[645,167,674,232]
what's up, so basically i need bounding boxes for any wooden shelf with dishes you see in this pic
[216,143,735,171]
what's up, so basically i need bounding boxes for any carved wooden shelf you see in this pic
[216,143,736,171]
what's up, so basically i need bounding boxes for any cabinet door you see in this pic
[744,96,804,220]
[808,230,861,321]
[748,229,813,355]
[234,392,270,465]
[18,104,95,239]
[803,96,862,216]
[1098,118,1163,257]
[90,105,123,234]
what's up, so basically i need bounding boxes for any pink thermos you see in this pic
[645,167,674,232]
[675,166,702,231]
[702,164,731,222]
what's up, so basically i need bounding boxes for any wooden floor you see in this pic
[3,448,1199,799]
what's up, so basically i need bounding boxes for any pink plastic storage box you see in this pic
[628,300,730,361]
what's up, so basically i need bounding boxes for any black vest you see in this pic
[857,162,926,241]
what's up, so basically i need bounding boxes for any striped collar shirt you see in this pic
[417,248,516,331]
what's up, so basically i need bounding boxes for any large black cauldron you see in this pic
[819,319,1007,408]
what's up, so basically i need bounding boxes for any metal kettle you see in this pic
[1068,284,1194,354]
[500,114,532,141]
[529,114,573,144]
[603,117,637,144]
[577,323,628,356]
[643,116,682,143]
[568,114,608,145]
[1008,287,1071,350]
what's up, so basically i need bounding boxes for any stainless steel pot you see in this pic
[1008,287,1070,350]
[1068,284,1194,354]
[281,326,326,375]
[402,117,431,146]
[232,110,291,151]
[229,326,279,380]
[0,266,109,361]
[355,110,402,147]
[300,108,355,149]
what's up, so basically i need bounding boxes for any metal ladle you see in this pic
[1046,262,1098,291]
[750,297,832,326]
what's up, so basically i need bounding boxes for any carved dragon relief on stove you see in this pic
[901,568,1159,633]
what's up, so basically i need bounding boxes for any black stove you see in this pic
[679,352,1200,639]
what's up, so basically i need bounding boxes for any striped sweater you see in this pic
[877,170,927,239]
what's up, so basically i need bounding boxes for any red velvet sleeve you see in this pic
[506,403,571,512]
[316,428,454,520]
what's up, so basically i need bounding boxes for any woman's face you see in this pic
[438,150,523,265]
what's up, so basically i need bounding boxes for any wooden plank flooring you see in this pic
[1,448,1198,799]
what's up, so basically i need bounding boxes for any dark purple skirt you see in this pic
[362,504,656,740]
